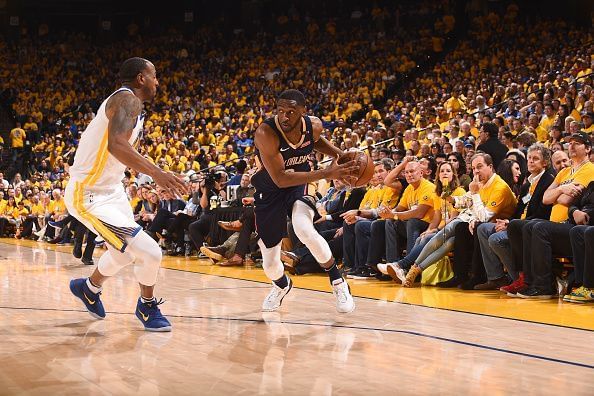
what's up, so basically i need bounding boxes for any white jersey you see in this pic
[69,87,144,190]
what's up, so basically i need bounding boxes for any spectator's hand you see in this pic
[340,209,358,223]
[314,216,325,224]
[494,219,509,232]
[443,195,456,203]
[468,219,477,235]
[469,174,481,194]
[241,197,254,206]
[573,210,590,225]
[420,228,437,238]
[378,205,395,219]
[334,227,344,238]
[561,183,583,198]
[403,155,415,165]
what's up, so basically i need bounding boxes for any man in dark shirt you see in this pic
[477,121,508,169]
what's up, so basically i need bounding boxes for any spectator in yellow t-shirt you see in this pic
[380,161,436,264]
[10,122,26,148]
[218,144,239,165]
[10,122,26,162]
[365,104,381,121]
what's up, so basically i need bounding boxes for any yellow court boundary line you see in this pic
[2,238,593,331]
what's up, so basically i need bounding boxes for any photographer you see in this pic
[188,171,226,256]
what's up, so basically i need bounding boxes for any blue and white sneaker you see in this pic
[69,278,106,319]
[135,298,172,332]
[48,220,62,229]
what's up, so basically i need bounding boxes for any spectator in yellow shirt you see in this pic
[365,104,381,121]
[218,144,239,166]
[380,161,436,265]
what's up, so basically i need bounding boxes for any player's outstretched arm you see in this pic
[106,92,188,197]
[255,123,358,188]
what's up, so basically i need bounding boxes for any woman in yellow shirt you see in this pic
[380,162,465,285]
[0,197,18,237]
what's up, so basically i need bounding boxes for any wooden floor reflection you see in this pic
[1,240,594,395]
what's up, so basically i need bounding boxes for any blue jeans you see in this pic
[385,218,429,264]
[477,223,515,281]
[341,219,373,271]
[397,231,437,269]
[413,218,462,270]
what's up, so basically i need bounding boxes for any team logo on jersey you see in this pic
[299,140,311,148]
[491,201,497,206]
[285,155,309,167]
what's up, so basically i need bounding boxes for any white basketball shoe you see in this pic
[262,277,293,312]
[332,278,355,313]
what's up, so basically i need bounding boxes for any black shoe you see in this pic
[375,273,393,281]
[517,287,553,299]
[81,257,95,266]
[459,277,486,290]
[349,266,377,280]
[346,267,362,279]
[73,246,82,259]
[175,245,184,256]
[436,276,467,288]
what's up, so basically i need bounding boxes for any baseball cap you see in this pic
[568,131,592,146]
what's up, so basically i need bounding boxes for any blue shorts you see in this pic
[254,185,318,248]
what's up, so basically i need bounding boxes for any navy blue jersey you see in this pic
[251,115,315,193]
[252,115,317,248]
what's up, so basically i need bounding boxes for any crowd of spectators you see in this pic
[2,3,594,303]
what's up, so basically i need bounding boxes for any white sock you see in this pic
[141,296,156,304]
[86,278,101,294]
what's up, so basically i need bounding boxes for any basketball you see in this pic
[337,151,374,187]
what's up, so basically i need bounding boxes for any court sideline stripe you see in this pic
[0,304,593,370]
[163,266,594,334]
[2,240,593,333]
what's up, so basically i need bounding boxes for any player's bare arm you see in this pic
[255,123,358,189]
[106,91,187,196]
[310,116,343,159]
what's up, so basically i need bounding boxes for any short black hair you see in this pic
[278,89,306,106]
[119,57,150,84]
[482,121,499,137]
[235,159,247,173]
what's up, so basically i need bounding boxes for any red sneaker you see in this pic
[500,273,526,296]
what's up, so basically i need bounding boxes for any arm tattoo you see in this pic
[107,93,142,139]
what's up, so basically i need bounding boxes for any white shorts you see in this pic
[65,181,141,252]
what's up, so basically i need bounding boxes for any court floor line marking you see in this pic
[2,241,593,333]
[163,266,594,334]
[188,286,270,291]
[0,304,593,371]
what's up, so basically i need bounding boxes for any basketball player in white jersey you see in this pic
[67,58,187,331]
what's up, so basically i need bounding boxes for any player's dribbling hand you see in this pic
[327,158,359,184]
[153,170,189,198]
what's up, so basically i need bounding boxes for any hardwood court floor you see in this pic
[1,239,594,395]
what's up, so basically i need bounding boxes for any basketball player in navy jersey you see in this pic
[252,89,359,313]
